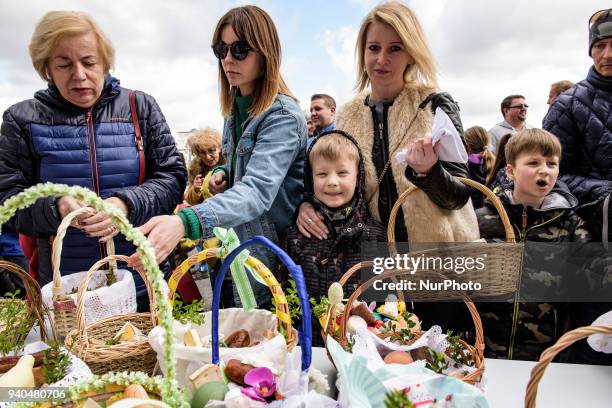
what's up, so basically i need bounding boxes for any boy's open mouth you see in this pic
[536,179,548,187]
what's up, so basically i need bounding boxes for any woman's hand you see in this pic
[405,137,439,175]
[209,171,227,195]
[296,202,328,240]
[79,197,129,242]
[57,196,87,221]
[127,215,185,269]
[193,174,203,193]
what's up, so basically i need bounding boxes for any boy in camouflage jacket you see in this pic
[476,129,591,361]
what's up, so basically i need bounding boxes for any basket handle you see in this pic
[211,235,312,371]
[387,176,516,249]
[525,324,612,408]
[0,260,54,342]
[167,248,218,300]
[51,207,116,298]
[74,255,157,346]
[337,268,485,360]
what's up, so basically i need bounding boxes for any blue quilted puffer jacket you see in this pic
[0,75,187,305]
[543,67,612,205]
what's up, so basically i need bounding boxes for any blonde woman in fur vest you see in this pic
[295,1,479,336]
[297,1,478,245]
[184,128,225,205]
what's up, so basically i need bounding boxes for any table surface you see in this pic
[311,347,612,408]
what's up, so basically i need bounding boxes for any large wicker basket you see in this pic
[48,207,118,338]
[64,255,157,375]
[322,262,485,384]
[387,176,523,300]
[524,324,612,407]
[167,241,301,351]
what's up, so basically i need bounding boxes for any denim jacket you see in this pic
[192,93,307,304]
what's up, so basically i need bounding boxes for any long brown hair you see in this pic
[212,5,296,117]
[464,126,495,180]
[485,133,512,187]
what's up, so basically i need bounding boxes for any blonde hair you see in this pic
[29,11,115,83]
[212,5,296,117]
[187,128,225,183]
[464,126,496,180]
[355,1,438,92]
[187,128,222,154]
[309,133,360,168]
[505,129,562,166]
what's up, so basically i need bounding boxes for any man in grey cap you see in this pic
[543,8,612,366]
[543,9,611,216]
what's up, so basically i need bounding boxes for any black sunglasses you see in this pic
[212,41,252,61]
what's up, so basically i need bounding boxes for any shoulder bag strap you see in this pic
[129,90,146,185]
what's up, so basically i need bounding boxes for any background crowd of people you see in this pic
[0,3,610,365]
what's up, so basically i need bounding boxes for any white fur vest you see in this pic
[335,83,479,243]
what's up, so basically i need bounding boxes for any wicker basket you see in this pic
[167,246,217,301]
[64,255,157,375]
[387,176,523,300]
[334,267,485,385]
[524,324,612,407]
[48,207,118,338]
[0,260,52,363]
[210,235,312,373]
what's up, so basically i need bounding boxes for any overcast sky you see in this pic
[1,0,610,137]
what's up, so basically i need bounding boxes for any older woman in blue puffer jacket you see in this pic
[0,11,186,311]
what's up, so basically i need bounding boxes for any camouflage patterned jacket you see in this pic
[476,186,591,360]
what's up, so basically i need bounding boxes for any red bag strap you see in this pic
[129,90,146,185]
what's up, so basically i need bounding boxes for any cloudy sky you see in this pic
[0,0,609,138]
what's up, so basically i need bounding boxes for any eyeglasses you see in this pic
[508,104,529,110]
[212,41,252,61]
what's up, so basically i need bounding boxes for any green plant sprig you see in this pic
[172,297,206,325]
[42,341,70,384]
[384,389,415,408]
[0,289,34,356]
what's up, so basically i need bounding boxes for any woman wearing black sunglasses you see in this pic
[130,5,307,307]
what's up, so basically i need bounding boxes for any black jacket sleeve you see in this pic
[543,92,611,204]
[0,108,60,236]
[112,93,187,227]
[403,92,471,210]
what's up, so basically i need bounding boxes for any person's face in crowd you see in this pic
[506,151,559,208]
[311,155,358,208]
[592,37,612,77]
[364,22,414,99]
[310,99,335,129]
[503,97,528,125]
[307,120,315,136]
[48,32,105,108]
[219,25,262,96]
[547,87,559,105]
[198,146,220,168]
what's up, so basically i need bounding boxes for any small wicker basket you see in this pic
[49,207,117,338]
[0,260,52,359]
[525,325,612,407]
[64,255,157,375]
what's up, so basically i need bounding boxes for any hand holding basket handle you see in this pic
[211,235,312,371]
